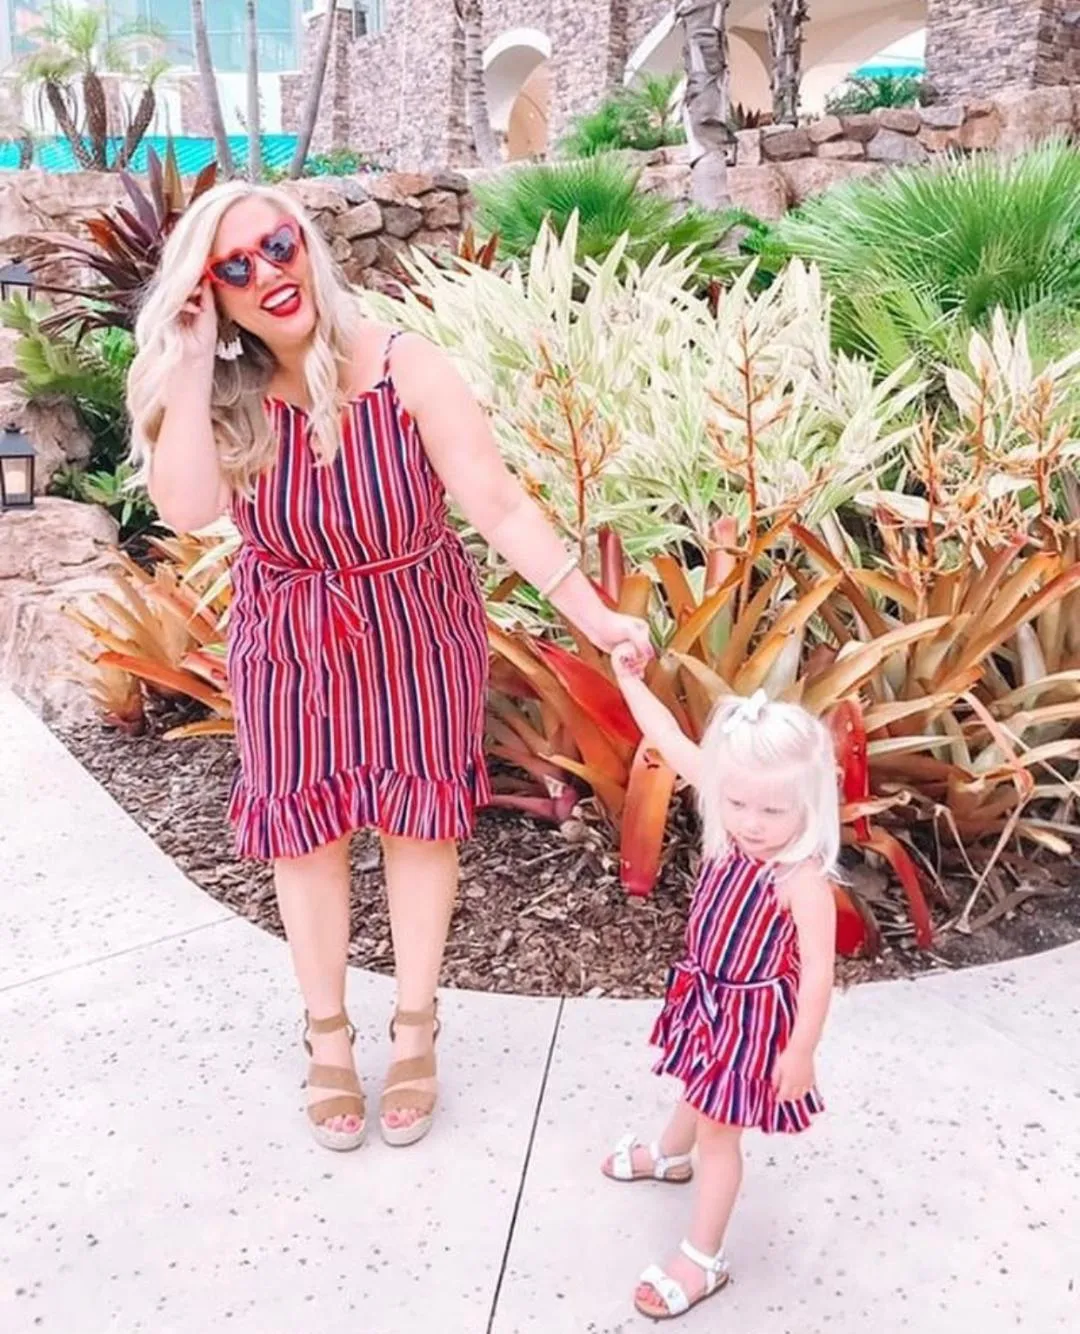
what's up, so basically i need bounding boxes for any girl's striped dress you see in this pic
[226,332,491,861]
[651,844,824,1133]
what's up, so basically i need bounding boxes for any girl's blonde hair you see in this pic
[126,181,362,492]
[698,692,841,876]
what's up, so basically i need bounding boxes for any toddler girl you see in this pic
[603,648,839,1321]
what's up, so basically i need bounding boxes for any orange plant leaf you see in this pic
[533,641,641,755]
[97,651,232,714]
[619,743,678,896]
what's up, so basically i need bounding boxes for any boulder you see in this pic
[958,106,1003,151]
[726,164,789,219]
[993,85,1074,153]
[283,178,348,215]
[735,129,763,165]
[761,126,813,161]
[0,330,94,492]
[0,498,121,722]
[777,158,882,206]
[919,103,965,130]
[808,115,845,145]
[817,139,865,160]
[369,172,435,205]
[381,204,424,240]
[638,164,692,201]
[876,108,921,135]
[839,114,880,144]
[421,189,462,228]
[333,200,383,239]
[866,128,929,164]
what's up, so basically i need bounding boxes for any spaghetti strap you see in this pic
[382,329,405,382]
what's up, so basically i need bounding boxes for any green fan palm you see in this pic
[474,153,735,277]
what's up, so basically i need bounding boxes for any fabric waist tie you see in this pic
[250,533,445,715]
[668,958,789,1027]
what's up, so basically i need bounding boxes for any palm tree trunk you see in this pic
[447,1,472,165]
[288,0,339,178]
[45,80,94,169]
[115,85,156,172]
[676,0,732,207]
[607,0,630,90]
[768,0,808,125]
[244,0,262,180]
[83,70,109,169]
[190,0,235,175]
[455,1,501,167]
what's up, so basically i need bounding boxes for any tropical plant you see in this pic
[243,0,262,181]
[18,1,167,171]
[560,73,687,157]
[825,74,924,116]
[190,0,234,175]
[751,140,1080,376]
[289,0,339,177]
[472,153,740,277]
[15,143,217,340]
[768,0,808,125]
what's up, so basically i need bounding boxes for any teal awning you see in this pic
[0,134,300,174]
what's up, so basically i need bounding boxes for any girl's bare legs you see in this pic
[274,834,361,1135]
[380,834,458,1130]
[635,1116,743,1309]
[601,1097,699,1177]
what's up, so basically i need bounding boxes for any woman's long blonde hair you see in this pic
[127,181,362,492]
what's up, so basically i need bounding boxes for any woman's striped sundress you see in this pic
[651,844,824,1133]
[226,332,491,861]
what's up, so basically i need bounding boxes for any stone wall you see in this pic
[925,0,1080,102]
[723,87,1080,218]
[0,170,472,295]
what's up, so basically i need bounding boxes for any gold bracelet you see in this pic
[538,553,580,599]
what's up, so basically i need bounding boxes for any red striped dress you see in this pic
[651,844,824,1133]
[225,332,491,861]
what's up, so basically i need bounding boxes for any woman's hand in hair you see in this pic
[174,280,219,386]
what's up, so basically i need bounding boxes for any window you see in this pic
[301,0,386,39]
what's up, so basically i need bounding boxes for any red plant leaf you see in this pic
[833,883,880,957]
[599,527,625,602]
[857,825,934,949]
[532,640,641,755]
[619,743,678,896]
[827,698,871,840]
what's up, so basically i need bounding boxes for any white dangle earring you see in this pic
[215,321,243,361]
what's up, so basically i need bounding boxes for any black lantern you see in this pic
[0,424,35,510]
[0,260,35,302]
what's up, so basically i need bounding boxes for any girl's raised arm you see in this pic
[611,645,703,788]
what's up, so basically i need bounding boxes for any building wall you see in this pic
[925,0,1080,99]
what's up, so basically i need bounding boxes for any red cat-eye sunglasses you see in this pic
[203,218,304,289]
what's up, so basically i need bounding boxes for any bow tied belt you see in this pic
[251,533,445,715]
[667,958,787,1029]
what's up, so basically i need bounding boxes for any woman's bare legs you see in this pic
[380,835,458,1130]
[274,834,361,1135]
[635,1116,743,1311]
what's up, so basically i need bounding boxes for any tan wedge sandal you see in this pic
[379,1001,440,1148]
[303,1010,367,1152]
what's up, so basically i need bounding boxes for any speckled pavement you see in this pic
[2,689,1078,1334]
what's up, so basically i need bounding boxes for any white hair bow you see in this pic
[720,688,768,733]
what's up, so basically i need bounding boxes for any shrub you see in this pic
[825,74,924,115]
[473,152,740,277]
[560,73,686,157]
[750,139,1080,375]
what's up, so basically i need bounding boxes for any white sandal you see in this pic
[602,1133,693,1184]
[635,1239,731,1320]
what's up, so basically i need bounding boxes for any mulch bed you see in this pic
[54,705,1080,999]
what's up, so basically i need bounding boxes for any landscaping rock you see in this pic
[421,189,462,228]
[431,168,469,193]
[761,126,813,161]
[958,107,1003,151]
[866,128,929,164]
[638,164,692,201]
[817,139,865,161]
[329,234,352,262]
[369,172,434,204]
[920,103,965,130]
[381,204,424,240]
[726,164,789,219]
[734,129,763,165]
[0,331,93,492]
[333,200,383,239]
[993,85,1074,153]
[876,108,921,135]
[284,178,348,215]
[412,228,460,252]
[840,114,880,143]
[777,158,882,206]
[808,115,845,145]
[0,498,120,722]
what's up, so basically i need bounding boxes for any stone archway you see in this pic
[483,28,552,161]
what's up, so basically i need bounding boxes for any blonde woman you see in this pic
[127,182,651,1153]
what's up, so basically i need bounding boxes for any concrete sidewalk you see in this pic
[1,689,1077,1334]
